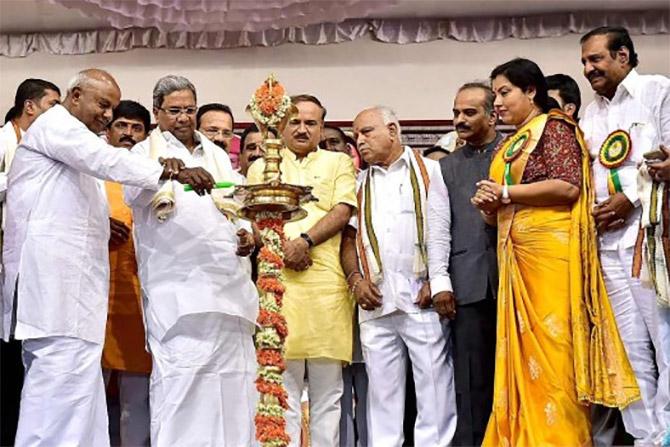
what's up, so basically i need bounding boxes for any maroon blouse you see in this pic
[494,118,583,187]
[520,118,583,187]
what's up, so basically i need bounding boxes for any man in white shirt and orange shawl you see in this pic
[340,106,456,446]
[124,75,259,447]
[2,69,214,447]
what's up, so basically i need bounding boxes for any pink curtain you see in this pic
[48,0,397,32]
[2,10,667,57]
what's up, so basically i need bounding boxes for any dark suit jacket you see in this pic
[439,134,502,305]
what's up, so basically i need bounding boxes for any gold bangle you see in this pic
[349,277,363,295]
[346,271,361,284]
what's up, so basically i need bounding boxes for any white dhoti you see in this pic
[147,312,257,447]
[285,358,344,447]
[601,247,668,441]
[15,336,109,447]
[359,310,456,447]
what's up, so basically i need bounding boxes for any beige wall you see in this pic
[0,33,668,122]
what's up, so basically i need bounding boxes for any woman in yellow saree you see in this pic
[472,58,640,446]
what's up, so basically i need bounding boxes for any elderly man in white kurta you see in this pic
[580,27,670,444]
[1,69,214,447]
[124,75,259,447]
[341,106,456,446]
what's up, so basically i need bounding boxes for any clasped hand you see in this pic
[592,192,634,234]
[348,273,382,311]
[646,144,670,182]
[283,238,312,271]
[471,179,503,214]
[236,229,255,257]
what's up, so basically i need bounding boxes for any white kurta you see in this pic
[581,69,670,443]
[124,130,259,340]
[0,121,22,203]
[125,131,259,446]
[0,122,22,322]
[2,105,164,344]
[581,69,669,251]
[350,147,453,323]
[351,148,457,446]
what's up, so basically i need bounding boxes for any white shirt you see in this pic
[426,164,453,296]
[124,131,258,341]
[350,147,451,323]
[2,105,164,343]
[581,69,670,250]
[0,122,22,202]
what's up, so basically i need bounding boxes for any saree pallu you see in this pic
[483,112,641,446]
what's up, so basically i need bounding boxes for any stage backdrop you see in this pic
[0,33,668,122]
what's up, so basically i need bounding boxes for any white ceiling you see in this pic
[0,0,668,34]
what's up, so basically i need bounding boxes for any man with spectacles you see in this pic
[196,103,235,153]
[125,75,258,446]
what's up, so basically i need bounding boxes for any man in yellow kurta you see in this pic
[247,94,357,447]
[102,100,152,446]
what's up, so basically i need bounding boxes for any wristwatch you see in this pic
[501,184,512,205]
[300,233,314,248]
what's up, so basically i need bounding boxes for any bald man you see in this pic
[1,69,214,447]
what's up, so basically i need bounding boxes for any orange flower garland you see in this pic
[255,215,291,447]
[254,81,286,116]
[248,74,293,127]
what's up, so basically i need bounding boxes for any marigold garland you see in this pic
[257,345,286,367]
[257,277,286,295]
[257,218,286,236]
[248,74,293,127]
[258,310,288,339]
[258,246,284,269]
[255,215,290,446]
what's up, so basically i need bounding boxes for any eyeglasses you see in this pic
[159,107,197,117]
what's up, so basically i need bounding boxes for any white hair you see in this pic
[153,75,197,109]
[373,105,401,136]
[66,69,117,96]
[66,71,90,94]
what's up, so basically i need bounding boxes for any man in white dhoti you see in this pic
[580,26,670,444]
[0,78,60,447]
[124,75,259,447]
[340,106,457,446]
[1,69,214,447]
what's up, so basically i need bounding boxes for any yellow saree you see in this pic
[483,112,640,446]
